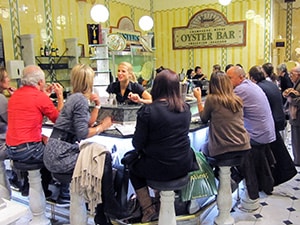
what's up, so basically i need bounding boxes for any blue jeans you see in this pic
[7,142,44,164]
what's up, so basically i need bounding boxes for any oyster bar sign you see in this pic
[172,9,246,49]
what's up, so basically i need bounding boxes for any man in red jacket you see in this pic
[6,65,63,197]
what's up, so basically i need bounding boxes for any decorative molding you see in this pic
[264,0,271,62]
[44,0,53,47]
[76,0,96,4]
[188,7,194,69]
[9,0,21,60]
[285,2,293,61]
[221,5,227,71]
[111,0,150,11]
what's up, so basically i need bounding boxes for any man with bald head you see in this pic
[226,66,276,211]
[283,66,300,166]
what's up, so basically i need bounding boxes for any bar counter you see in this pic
[42,120,208,159]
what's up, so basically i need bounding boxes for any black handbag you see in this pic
[121,150,141,166]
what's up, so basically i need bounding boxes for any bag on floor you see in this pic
[181,151,217,201]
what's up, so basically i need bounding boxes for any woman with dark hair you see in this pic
[0,67,15,200]
[128,69,198,222]
[262,62,279,86]
[186,68,194,79]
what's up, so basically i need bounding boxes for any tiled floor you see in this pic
[200,166,300,225]
[8,125,300,225]
[200,125,300,225]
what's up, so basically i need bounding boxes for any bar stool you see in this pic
[53,172,87,225]
[0,159,11,200]
[13,161,51,225]
[207,152,246,225]
[147,174,189,225]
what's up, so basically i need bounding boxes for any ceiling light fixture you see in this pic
[90,4,109,23]
[138,16,154,31]
[218,0,232,6]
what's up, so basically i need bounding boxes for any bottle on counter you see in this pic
[44,45,50,57]
[40,47,44,56]
[51,47,56,57]
[55,48,59,57]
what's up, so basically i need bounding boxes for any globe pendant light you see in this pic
[219,0,232,6]
[90,4,109,23]
[139,16,154,31]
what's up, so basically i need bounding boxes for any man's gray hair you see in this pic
[21,65,45,86]
[277,63,287,73]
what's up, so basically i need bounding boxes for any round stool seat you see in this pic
[13,161,44,171]
[52,172,73,184]
[147,174,189,191]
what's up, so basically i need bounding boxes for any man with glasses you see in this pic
[283,66,300,166]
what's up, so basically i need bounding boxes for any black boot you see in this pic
[102,153,130,220]
[94,204,113,225]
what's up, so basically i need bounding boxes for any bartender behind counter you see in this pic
[106,62,152,105]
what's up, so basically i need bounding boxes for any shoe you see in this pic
[94,204,113,225]
[44,190,53,199]
[20,183,29,197]
[47,196,70,208]
[135,187,158,222]
[56,196,70,207]
[7,170,22,191]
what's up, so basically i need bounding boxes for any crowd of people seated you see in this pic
[0,60,299,225]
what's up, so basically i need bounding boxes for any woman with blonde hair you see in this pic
[106,61,152,104]
[44,64,128,224]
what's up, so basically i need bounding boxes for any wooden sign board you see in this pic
[172,9,246,49]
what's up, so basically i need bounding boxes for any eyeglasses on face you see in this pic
[290,71,299,76]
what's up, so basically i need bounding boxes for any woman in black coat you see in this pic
[128,69,198,222]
